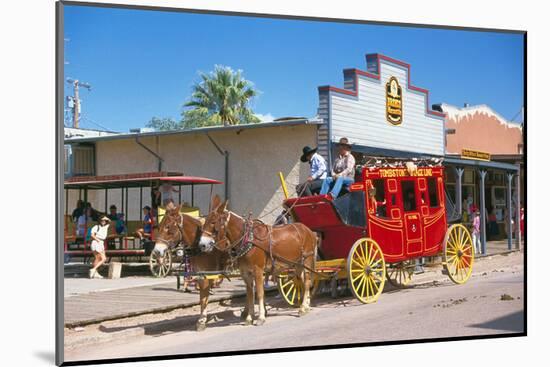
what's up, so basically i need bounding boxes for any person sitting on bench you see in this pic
[136,206,153,240]
[296,145,327,196]
[320,137,356,199]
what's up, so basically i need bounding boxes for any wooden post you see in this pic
[279,172,289,199]
[108,262,122,279]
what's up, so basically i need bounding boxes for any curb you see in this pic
[65,286,278,329]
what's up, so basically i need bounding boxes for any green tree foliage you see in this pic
[183,65,260,126]
[181,107,221,129]
[146,117,181,131]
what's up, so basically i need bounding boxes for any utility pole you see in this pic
[66,78,91,128]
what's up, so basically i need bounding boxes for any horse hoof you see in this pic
[298,308,310,317]
[244,319,254,326]
[196,322,207,332]
[256,318,266,326]
[240,312,248,321]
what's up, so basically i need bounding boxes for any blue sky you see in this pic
[63,5,524,132]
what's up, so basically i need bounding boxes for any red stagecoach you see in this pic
[279,160,473,305]
[63,172,222,277]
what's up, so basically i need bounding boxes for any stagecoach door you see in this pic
[401,180,423,255]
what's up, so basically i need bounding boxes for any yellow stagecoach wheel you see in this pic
[149,249,172,278]
[443,224,474,284]
[347,238,386,304]
[386,260,414,288]
[277,273,304,307]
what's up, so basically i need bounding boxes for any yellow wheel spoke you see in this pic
[365,243,371,265]
[352,258,365,269]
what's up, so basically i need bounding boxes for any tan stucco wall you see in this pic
[72,124,318,223]
[445,111,523,155]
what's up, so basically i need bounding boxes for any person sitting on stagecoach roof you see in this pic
[136,206,153,240]
[296,145,327,196]
[320,137,356,199]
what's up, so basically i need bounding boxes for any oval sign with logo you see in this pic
[386,76,403,125]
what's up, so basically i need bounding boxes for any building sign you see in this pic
[386,76,403,125]
[461,149,491,161]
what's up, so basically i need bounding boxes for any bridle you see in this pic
[202,211,256,257]
[201,211,239,252]
[155,213,188,248]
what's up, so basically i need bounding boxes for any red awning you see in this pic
[64,172,222,189]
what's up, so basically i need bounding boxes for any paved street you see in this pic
[65,252,524,363]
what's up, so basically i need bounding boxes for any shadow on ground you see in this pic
[468,310,524,333]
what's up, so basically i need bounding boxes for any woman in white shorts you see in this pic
[89,216,111,279]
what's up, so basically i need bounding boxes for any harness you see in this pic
[209,211,319,275]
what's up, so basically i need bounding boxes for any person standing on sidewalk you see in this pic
[89,216,111,279]
[471,210,481,254]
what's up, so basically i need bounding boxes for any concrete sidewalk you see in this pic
[64,275,262,327]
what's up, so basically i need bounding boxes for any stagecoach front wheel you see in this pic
[347,238,386,304]
[443,224,474,284]
[277,273,318,307]
[277,273,304,307]
[386,260,414,288]
[149,249,172,278]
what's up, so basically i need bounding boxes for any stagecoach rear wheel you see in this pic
[149,249,172,278]
[386,260,414,288]
[347,238,386,304]
[443,224,474,284]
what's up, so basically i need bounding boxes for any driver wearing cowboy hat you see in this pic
[320,137,356,199]
[296,145,327,196]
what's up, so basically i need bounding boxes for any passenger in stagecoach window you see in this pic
[136,206,153,240]
[368,187,386,216]
[296,145,327,196]
[89,215,111,279]
[403,190,416,212]
[320,137,356,199]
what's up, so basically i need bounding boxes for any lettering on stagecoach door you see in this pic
[386,76,403,125]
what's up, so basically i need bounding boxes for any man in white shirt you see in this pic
[297,146,327,196]
[89,216,111,279]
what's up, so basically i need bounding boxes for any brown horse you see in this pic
[199,195,318,325]
[153,205,228,331]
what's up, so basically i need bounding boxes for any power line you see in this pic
[79,115,113,132]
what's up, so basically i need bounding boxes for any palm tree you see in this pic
[184,65,260,126]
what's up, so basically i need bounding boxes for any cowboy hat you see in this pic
[337,137,352,148]
[300,146,318,162]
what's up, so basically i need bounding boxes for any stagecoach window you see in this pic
[428,178,439,208]
[333,191,366,227]
[372,179,387,218]
[401,181,417,212]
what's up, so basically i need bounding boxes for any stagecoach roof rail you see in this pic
[360,156,444,169]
